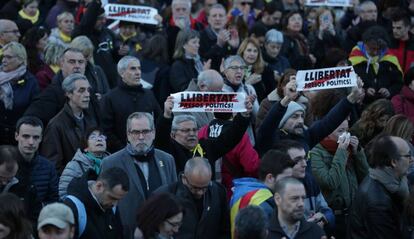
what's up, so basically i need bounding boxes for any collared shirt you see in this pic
[280,221,301,239]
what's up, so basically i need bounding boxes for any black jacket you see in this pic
[154,180,229,239]
[72,0,119,87]
[348,175,405,239]
[199,26,237,71]
[100,81,161,152]
[64,174,123,239]
[169,58,199,93]
[155,113,251,175]
[267,210,325,239]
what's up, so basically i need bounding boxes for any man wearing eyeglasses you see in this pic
[101,111,177,239]
[0,19,20,57]
[349,135,413,238]
[155,157,229,239]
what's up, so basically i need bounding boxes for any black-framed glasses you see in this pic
[165,219,183,228]
[128,129,153,137]
[227,65,247,71]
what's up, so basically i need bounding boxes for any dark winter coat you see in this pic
[169,58,199,93]
[40,103,99,173]
[0,71,39,145]
[64,174,123,239]
[154,180,229,239]
[100,81,161,152]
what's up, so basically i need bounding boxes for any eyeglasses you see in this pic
[241,2,252,6]
[227,65,247,71]
[183,176,210,193]
[165,219,183,228]
[2,30,20,34]
[2,55,17,60]
[88,134,107,141]
[128,129,153,137]
[176,128,198,134]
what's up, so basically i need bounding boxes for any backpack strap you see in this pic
[66,195,87,237]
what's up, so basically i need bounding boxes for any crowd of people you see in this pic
[0,0,414,238]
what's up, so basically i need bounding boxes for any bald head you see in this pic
[0,20,20,45]
[184,157,212,177]
[183,157,212,198]
[197,70,224,92]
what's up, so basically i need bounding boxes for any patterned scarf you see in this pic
[85,152,103,175]
[0,65,26,110]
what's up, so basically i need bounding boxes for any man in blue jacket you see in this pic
[14,115,59,220]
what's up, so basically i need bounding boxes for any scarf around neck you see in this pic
[185,53,203,74]
[0,65,26,110]
[85,152,103,175]
[369,167,409,200]
[18,9,39,24]
[126,143,154,162]
[319,138,354,168]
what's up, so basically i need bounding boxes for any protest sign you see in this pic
[104,4,158,25]
[171,92,247,113]
[305,0,351,7]
[296,66,358,91]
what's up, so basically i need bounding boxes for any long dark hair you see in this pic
[21,26,50,74]
[136,193,184,238]
[0,193,32,239]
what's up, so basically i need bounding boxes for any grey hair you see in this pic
[223,55,245,69]
[60,47,84,62]
[126,112,154,132]
[172,0,191,8]
[3,42,27,66]
[235,206,268,239]
[197,70,223,88]
[69,36,94,64]
[265,29,283,44]
[357,0,376,14]
[62,73,88,93]
[171,115,197,132]
[57,11,74,23]
[184,157,212,175]
[117,55,140,76]
[173,29,200,59]
[209,3,226,14]
[44,43,66,65]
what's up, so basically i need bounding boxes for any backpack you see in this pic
[65,195,117,238]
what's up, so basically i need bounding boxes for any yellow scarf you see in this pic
[18,9,39,24]
[191,144,205,158]
[59,30,71,43]
[120,32,136,42]
[50,64,60,73]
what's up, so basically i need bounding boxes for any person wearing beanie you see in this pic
[38,203,75,239]
[256,77,365,155]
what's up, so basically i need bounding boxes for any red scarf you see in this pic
[319,138,354,168]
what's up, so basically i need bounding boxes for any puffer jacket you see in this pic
[59,149,110,199]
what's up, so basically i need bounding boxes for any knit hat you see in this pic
[278,101,305,128]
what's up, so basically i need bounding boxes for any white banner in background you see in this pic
[104,4,158,25]
[296,66,358,91]
[171,92,247,113]
[305,0,351,7]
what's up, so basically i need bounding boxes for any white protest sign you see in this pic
[171,92,247,113]
[104,4,158,25]
[296,66,357,91]
[305,0,351,7]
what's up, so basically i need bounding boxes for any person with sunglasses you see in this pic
[59,127,110,199]
[155,157,229,239]
[135,193,184,239]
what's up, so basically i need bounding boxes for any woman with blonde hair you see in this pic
[48,11,75,47]
[0,42,39,145]
[237,37,276,101]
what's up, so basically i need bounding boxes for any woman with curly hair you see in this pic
[0,193,32,239]
[350,99,395,147]
[135,193,184,239]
